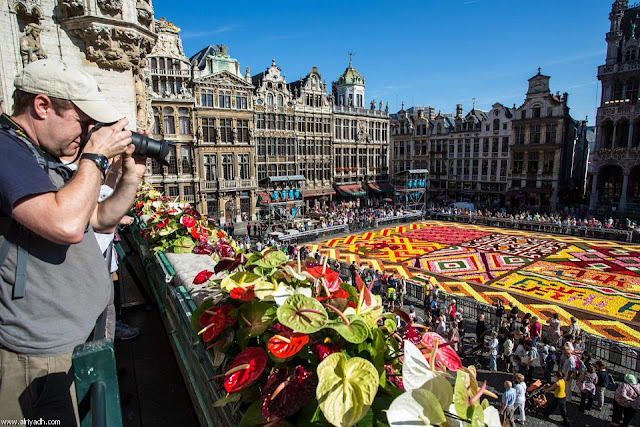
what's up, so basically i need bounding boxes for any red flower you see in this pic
[230,285,255,302]
[261,366,317,420]
[155,217,170,229]
[190,227,201,239]
[420,332,462,371]
[193,270,214,285]
[223,347,268,393]
[200,304,237,328]
[267,332,309,358]
[181,216,196,228]
[198,312,225,343]
[310,341,341,361]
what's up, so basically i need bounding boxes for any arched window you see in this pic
[178,107,190,134]
[493,118,500,131]
[163,107,175,134]
[150,57,157,69]
[277,94,283,107]
[267,93,274,106]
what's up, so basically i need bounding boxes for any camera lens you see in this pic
[130,132,172,165]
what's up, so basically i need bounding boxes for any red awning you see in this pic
[367,182,395,193]
[336,185,366,197]
[303,189,336,198]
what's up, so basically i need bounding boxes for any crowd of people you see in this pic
[430,204,640,234]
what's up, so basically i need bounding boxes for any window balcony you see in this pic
[219,179,257,190]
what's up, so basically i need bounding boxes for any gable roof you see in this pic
[190,45,216,70]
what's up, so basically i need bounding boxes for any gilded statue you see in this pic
[20,23,47,66]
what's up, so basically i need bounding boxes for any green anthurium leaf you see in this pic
[238,401,267,427]
[470,403,484,427]
[326,315,369,344]
[212,391,242,407]
[454,371,473,422]
[253,280,277,301]
[316,353,379,427]
[422,375,453,413]
[370,328,386,375]
[296,400,333,426]
[170,235,195,253]
[480,398,490,410]
[248,249,289,269]
[277,295,328,333]
[371,394,394,427]
[386,389,446,427]
[384,318,397,333]
[221,271,262,292]
[237,300,276,337]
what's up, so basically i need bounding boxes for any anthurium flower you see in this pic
[310,341,341,361]
[267,331,309,358]
[220,271,262,294]
[181,215,196,228]
[403,326,422,345]
[198,312,225,343]
[214,253,248,274]
[230,285,255,301]
[193,270,215,285]
[223,347,268,393]
[261,365,317,420]
[386,389,446,427]
[281,264,315,282]
[420,332,462,371]
[401,341,453,408]
[199,304,237,328]
[215,239,235,258]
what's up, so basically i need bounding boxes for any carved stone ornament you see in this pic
[20,23,47,66]
[97,0,122,13]
[135,65,153,129]
[60,0,84,17]
[70,24,154,70]
[12,0,43,19]
[136,1,153,27]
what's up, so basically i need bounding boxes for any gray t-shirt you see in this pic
[0,142,111,356]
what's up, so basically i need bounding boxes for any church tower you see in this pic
[332,53,365,108]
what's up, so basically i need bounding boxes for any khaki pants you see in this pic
[0,348,79,426]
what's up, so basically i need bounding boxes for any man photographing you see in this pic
[0,59,146,424]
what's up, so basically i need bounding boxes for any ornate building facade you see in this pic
[190,46,257,223]
[510,70,581,211]
[146,18,198,205]
[590,0,640,214]
[1,0,156,127]
[332,58,391,205]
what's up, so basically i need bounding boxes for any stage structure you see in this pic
[394,169,429,211]
[257,175,306,227]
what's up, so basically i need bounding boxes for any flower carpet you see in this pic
[312,220,640,347]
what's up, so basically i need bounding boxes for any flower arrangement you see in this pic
[190,252,500,426]
[130,183,501,426]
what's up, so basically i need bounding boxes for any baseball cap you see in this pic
[14,59,123,123]
[624,374,638,385]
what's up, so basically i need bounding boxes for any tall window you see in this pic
[238,154,249,179]
[204,154,217,181]
[532,107,541,118]
[178,108,190,134]
[220,118,233,143]
[324,118,330,134]
[530,125,541,144]
[267,114,276,130]
[277,94,283,107]
[287,116,294,131]
[546,124,557,144]
[218,91,231,108]
[235,92,248,109]
[277,115,285,130]
[153,108,160,134]
[151,159,162,175]
[256,113,265,129]
[237,119,249,143]
[335,119,342,138]
[267,93,274,106]
[222,153,234,180]
[543,151,555,173]
[200,89,214,107]
[527,152,539,174]
[493,118,500,131]
[163,107,175,134]
[202,117,216,142]
[513,152,523,173]
[180,146,192,173]
[515,126,525,144]
[257,137,266,156]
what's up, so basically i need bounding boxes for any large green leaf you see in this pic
[454,370,473,422]
[386,389,446,427]
[238,300,276,337]
[248,249,289,269]
[221,271,262,292]
[277,295,328,333]
[316,353,379,427]
[326,315,369,344]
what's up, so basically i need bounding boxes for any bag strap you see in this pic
[0,221,29,299]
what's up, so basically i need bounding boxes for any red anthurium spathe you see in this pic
[193,270,214,285]
[198,312,225,343]
[261,365,317,420]
[190,227,201,239]
[310,341,341,361]
[200,304,237,328]
[230,285,255,302]
[402,326,422,345]
[223,347,268,393]
[214,253,248,274]
[267,332,309,358]
[420,331,462,371]
[181,216,196,228]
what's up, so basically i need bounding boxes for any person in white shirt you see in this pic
[513,373,527,423]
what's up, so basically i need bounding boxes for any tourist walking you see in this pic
[548,313,562,347]
[501,381,517,427]
[494,299,505,328]
[513,373,527,424]
[611,374,640,427]
[543,370,571,426]
[578,363,597,412]
[594,360,609,410]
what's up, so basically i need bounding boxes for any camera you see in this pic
[130,131,172,166]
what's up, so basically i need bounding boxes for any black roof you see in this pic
[189,45,216,71]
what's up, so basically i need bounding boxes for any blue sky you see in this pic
[152,0,611,125]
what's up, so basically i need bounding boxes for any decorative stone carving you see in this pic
[134,65,152,129]
[136,0,153,26]
[60,0,84,17]
[71,24,154,70]
[12,0,42,19]
[97,0,122,13]
[157,17,180,32]
[20,23,47,66]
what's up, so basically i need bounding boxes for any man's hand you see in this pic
[84,119,132,159]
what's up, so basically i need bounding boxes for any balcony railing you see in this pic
[219,179,257,190]
[150,68,191,77]
[332,105,389,117]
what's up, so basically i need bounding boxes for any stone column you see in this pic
[612,123,618,149]
[235,194,242,223]
[589,172,598,211]
[250,190,257,221]
[218,197,226,225]
[619,173,629,213]
[628,122,635,150]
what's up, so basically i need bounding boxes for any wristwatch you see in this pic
[81,153,109,178]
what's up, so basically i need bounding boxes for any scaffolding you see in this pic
[394,169,429,212]
[256,175,306,230]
